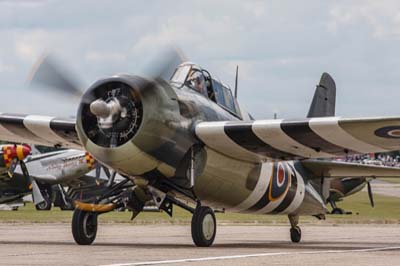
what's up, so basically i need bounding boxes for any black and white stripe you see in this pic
[0,113,80,148]
[196,116,400,163]
[229,161,305,215]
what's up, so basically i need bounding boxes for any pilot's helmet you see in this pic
[188,71,205,93]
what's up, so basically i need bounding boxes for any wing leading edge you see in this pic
[0,113,81,149]
[195,116,400,163]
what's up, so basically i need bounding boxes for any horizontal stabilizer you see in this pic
[302,159,400,178]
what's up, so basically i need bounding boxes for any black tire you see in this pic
[72,209,98,245]
[290,226,301,243]
[191,206,216,247]
[331,208,344,215]
[35,195,52,211]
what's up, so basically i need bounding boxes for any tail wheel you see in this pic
[72,209,98,245]
[331,208,344,215]
[60,200,74,211]
[191,206,216,247]
[35,195,52,211]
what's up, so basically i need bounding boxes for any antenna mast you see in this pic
[234,65,239,99]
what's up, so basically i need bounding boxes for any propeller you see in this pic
[367,180,375,208]
[143,45,187,81]
[28,46,186,99]
[2,144,46,205]
[4,144,31,178]
[28,54,83,99]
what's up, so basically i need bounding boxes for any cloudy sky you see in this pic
[1,0,400,119]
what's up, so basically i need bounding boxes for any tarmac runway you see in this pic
[0,223,399,265]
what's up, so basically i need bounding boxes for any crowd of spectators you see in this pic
[336,153,400,167]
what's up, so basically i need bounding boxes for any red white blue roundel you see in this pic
[269,162,291,201]
[375,126,400,139]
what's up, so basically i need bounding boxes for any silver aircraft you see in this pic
[0,146,103,210]
[1,54,400,247]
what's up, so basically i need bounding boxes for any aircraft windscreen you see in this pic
[171,65,191,84]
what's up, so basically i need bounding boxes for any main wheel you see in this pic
[290,226,301,243]
[72,209,98,245]
[191,206,216,247]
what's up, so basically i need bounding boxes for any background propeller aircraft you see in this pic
[0,145,110,210]
[1,50,400,247]
[328,176,374,214]
[0,144,33,207]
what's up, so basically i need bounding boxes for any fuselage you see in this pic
[76,71,328,217]
[172,83,327,216]
[22,150,95,185]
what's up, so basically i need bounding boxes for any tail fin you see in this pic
[307,72,336,118]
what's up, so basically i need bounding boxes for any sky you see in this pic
[1,0,400,119]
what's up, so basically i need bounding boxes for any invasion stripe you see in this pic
[229,163,273,212]
[280,162,305,214]
[0,113,50,144]
[224,123,295,160]
[49,118,76,131]
[50,118,81,147]
[309,117,388,154]
[24,116,69,145]
[281,120,353,156]
[247,163,287,214]
[252,120,332,158]
[196,122,261,163]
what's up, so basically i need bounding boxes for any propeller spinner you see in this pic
[1,144,31,177]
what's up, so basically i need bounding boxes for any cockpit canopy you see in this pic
[170,62,241,118]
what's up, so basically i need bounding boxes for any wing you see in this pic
[0,113,81,149]
[195,116,400,163]
[301,159,400,178]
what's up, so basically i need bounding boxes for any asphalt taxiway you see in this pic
[0,223,399,265]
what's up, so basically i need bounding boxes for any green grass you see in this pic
[1,191,399,225]
[380,178,400,184]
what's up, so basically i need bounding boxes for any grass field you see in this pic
[380,178,400,184]
[0,192,399,225]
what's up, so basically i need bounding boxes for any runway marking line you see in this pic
[99,246,400,266]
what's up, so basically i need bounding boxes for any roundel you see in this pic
[268,163,291,201]
[277,164,285,187]
[375,126,400,139]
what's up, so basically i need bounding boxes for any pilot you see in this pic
[188,71,207,97]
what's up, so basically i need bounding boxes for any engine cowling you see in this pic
[76,74,187,178]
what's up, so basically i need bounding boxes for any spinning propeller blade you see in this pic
[28,54,83,98]
[144,46,187,81]
[367,181,375,208]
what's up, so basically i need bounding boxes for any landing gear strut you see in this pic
[72,209,98,245]
[191,206,216,247]
[288,214,301,243]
